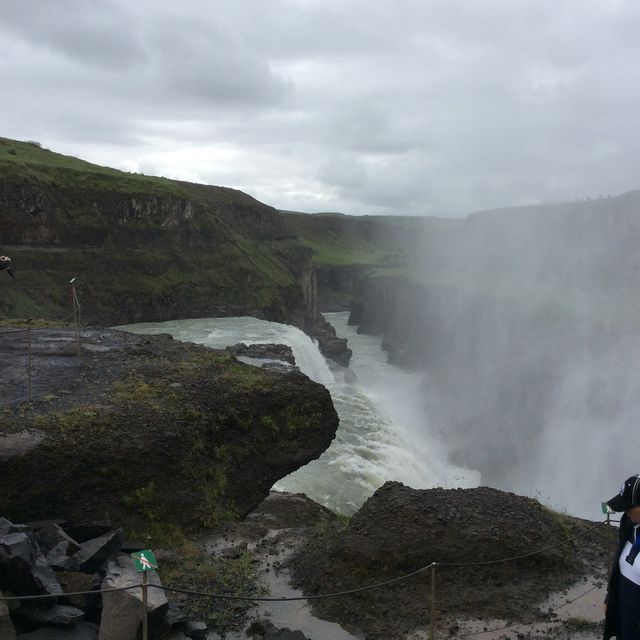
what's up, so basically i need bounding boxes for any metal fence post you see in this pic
[27,319,32,403]
[429,563,437,640]
[70,278,81,368]
[142,571,149,640]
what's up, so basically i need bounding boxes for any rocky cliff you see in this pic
[0,327,339,533]
[0,138,349,362]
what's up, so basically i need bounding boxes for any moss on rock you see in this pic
[0,327,339,539]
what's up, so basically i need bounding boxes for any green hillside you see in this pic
[0,138,314,328]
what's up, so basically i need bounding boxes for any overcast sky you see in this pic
[1,0,639,217]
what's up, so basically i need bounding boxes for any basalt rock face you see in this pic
[0,327,339,531]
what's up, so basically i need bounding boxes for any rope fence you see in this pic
[1,278,82,402]
[0,518,615,640]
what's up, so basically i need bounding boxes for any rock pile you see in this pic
[0,516,204,640]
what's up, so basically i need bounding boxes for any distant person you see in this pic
[604,474,640,639]
[0,255,14,278]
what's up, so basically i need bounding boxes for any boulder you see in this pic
[0,590,17,640]
[0,330,339,532]
[46,541,80,570]
[13,603,84,626]
[37,524,81,555]
[62,524,113,544]
[16,621,99,639]
[0,517,29,535]
[71,530,123,573]
[183,620,207,639]
[0,517,15,535]
[247,619,309,640]
[0,532,62,597]
[57,572,100,612]
[266,631,309,640]
[291,482,616,639]
[98,554,168,640]
[227,343,296,364]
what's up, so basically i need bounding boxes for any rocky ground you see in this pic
[0,488,616,640]
[185,487,617,640]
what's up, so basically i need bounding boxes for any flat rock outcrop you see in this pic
[0,328,338,531]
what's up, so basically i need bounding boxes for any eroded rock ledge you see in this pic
[0,328,339,531]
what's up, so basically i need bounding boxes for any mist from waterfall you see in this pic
[403,195,640,519]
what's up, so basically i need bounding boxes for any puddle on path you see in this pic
[204,527,361,640]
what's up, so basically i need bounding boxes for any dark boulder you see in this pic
[56,572,100,613]
[70,529,123,573]
[0,329,339,532]
[37,524,81,556]
[0,590,16,640]
[183,620,208,639]
[15,621,99,639]
[227,343,296,364]
[99,554,168,640]
[12,603,84,626]
[247,619,310,640]
[291,481,615,639]
[0,532,62,597]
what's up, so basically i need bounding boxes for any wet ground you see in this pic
[196,492,610,640]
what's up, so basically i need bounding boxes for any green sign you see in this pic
[602,502,614,514]
[131,550,158,573]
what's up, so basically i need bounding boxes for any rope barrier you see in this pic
[445,580,605,639]
[0,585,144,601]
[437,519,607,567]
[157,562,438,602]
[155,520,607,603]
[0,519,612,605]
[0,284,81,290]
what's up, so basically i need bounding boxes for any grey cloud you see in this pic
[0,0,145,69]
[0,0,638,216]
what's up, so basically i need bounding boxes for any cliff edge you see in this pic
[0,327,339,533]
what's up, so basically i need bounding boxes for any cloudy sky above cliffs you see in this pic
[1,0,639,216]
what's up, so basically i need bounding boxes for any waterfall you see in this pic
[116,316,333,385]
[116,314,479,514]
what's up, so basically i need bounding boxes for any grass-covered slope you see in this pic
[0,138,315,327]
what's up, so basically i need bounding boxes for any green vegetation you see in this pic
[0,137,191,197]
[163,547,265,633]
[0,137,308,326]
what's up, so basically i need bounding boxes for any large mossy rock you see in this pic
[0,328,338,534]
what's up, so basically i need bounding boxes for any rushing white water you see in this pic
[116,312,479,514]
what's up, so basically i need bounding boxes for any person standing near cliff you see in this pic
[0,255,14,278]
[604,474,640,640]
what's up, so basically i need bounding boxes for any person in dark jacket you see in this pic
[0,256,15,278]
[604,474,640,640]
[0,255,14,278]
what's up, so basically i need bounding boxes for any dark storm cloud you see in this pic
[1,0,638,215]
